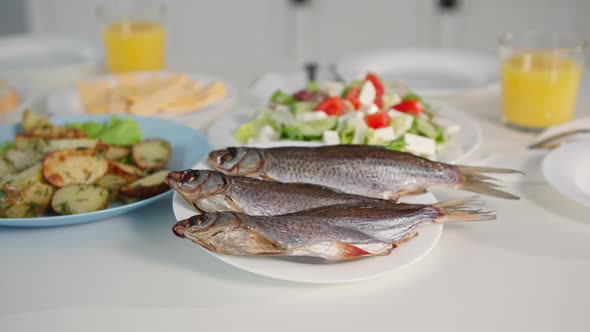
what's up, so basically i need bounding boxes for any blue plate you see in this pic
[0,114,210,227]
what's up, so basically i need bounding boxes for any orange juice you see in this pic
[501,53,582,128]
[103,21,165,72]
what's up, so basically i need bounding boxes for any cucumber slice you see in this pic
[416,117,439,139]
[295,117,338,137]
[391,114,413,137]
[292,101,316,115]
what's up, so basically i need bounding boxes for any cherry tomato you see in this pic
[345,87,361,110]
[365,111,391,129]
[374,96,383,110]
[392,99,423,116]
[364,73,385,97]
[314,97,344,116]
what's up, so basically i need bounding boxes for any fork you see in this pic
[528,129,590,150]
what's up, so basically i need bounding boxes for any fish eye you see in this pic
[187,214,216,229]
[221,148,238,163]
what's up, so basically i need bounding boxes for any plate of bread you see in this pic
[46,71,236,123]
[0,80,34,125]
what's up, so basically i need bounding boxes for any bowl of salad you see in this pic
[233,73,467,160]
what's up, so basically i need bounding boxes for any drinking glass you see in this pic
[96,0,166,73]
[499,31,588,131]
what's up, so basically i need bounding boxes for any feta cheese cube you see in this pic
[404,133,436,157]
[275,105,290,113]
[249,125,280,144]
[362,103,380,115]
[372,126,396,142]
[323,82,345,97]
[337,112,364,131]
[296,111,327,122]
[352,120,369,144]
[322,130,340,145]
[432,116,461,136]
[382,93,401,110]
[359,81,376,106]
[270,108,295,125]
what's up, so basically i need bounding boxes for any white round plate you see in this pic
[207,102,481,164]
[46,71,236,124]
[335,48,499,96]
[172,142,442,283]
[0,35,101,87]
[542,140,590,208]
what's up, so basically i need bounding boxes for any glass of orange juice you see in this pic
[97,1,166,73]
[499,31,588,131]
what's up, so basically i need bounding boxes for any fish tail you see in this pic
[433,196,496,223]
[455,166,521,200]
[456,165,524,175]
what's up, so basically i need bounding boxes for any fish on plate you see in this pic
[208,145,521,200]
[172,198,494,260]
[166,169,429,215]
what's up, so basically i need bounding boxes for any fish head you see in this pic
[166,169,228,199]
[172,212,242,240]
[208,147,263,176]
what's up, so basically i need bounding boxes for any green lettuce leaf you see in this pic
[66,116,142,145]
[0,141,15,157]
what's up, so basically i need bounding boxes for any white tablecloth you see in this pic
[1,61,589,332]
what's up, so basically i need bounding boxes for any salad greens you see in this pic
[67,116,142,145]
[234,73,458,159]
[0,141,15,157]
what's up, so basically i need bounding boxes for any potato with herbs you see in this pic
[132,139,171,170]
[0,164,54,218]
[107,161,143,182]
[22,111,87,139]
[42,147,109,187]
[14,135,99,154]
[120,170,170,199]
[51,184,110,215]
[0,158,15,178]
[104,145,131,161]
[95,174,129,200]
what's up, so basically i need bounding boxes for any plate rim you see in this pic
[542,140,590,208]
[0,114,211,227]
[335,47,499,96]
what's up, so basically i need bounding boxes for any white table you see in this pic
[1,63,589,332]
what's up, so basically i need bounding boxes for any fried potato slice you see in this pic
[51,184,109,215]
[104,145,131,161]
[95,174,130,200]
[15,135,100,153]
[0,158,16,178]
[120,169,170,199]
[22,110,52,132]
[22,110,87,139]
[42,148,109,187]
[131,139,171,170]
[0,182,54,218]
[0,163,43,190]
[107,162,144,182]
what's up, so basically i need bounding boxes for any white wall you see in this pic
[22,0,590,67]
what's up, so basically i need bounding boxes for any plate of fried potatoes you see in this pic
[46,71,236,123]
[0,111,210,227]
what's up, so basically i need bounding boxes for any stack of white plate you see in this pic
[0,35,102,91]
